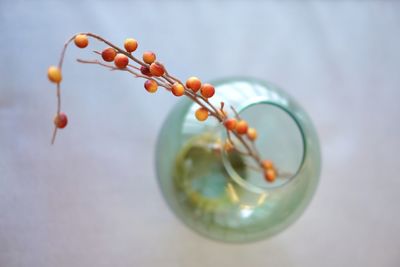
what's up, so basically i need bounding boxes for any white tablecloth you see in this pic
[0,1,399,266]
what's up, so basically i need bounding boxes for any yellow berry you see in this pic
[247,128,258,141]
[74,34,89,48]
[172,82,185,96]
[235,120,248,135]
[124,38,138,52]
[144,80,158,93]
[47,66,62,83]
[224,140,234,152]
[262,159,274,170]
[195,107,209,121]
[143,51,156,64]
[186,77,202,92]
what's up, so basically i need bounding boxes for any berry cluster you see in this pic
[47,33,278,183]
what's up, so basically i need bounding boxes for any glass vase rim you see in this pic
[212,79,307,194]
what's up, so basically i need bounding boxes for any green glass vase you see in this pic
[156,77,321,243]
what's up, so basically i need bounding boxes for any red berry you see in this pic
[143,51,156,64]
[114,54,129,69]
[144,80,158,93]
[235,120,248,135]
[101,48,117,62]
[74,34,89,48]
[224,118,237,131]
[186,77,202,92]
[149,62,165,77]
[54,112,68,129]
[140,66,152,76]
[264,169,276,182]
[200,83,215,98]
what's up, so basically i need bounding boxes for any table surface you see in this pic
[1,1,399,266]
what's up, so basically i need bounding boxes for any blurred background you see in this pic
[1,0,399,266]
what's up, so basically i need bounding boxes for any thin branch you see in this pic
[83,33,146,67]
[51,125,57,145]
[230,105,241,120]
[226,130,249,156]
[51,32,271,178]
[76,59,171,90]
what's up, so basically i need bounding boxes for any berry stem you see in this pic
[226,129,249,156]
[51,32,277,181]
[76,59,171,90]
[230,105,241,120]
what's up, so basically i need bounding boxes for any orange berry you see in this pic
[195,107,209,121]
[53,112,68,129]
[247,128,258,141]
[224,118,237,130]
[264,169,276,183]
[114,54,129,69]
[149,62,165,77]
[200,83,215,98]
[186,77,202,92]
[124,38,138,52]
[224,140,234,152]
[144,80,158,93]
[101,48,117,62]
[172,82,185,96]
[235,120,248,135]
[47,66,62,83]
[261,160,274,170]
[74,34,89,48]
[143,51,156,64]
[140,65,152,76]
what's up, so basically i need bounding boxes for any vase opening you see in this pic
[222,99,306,193]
